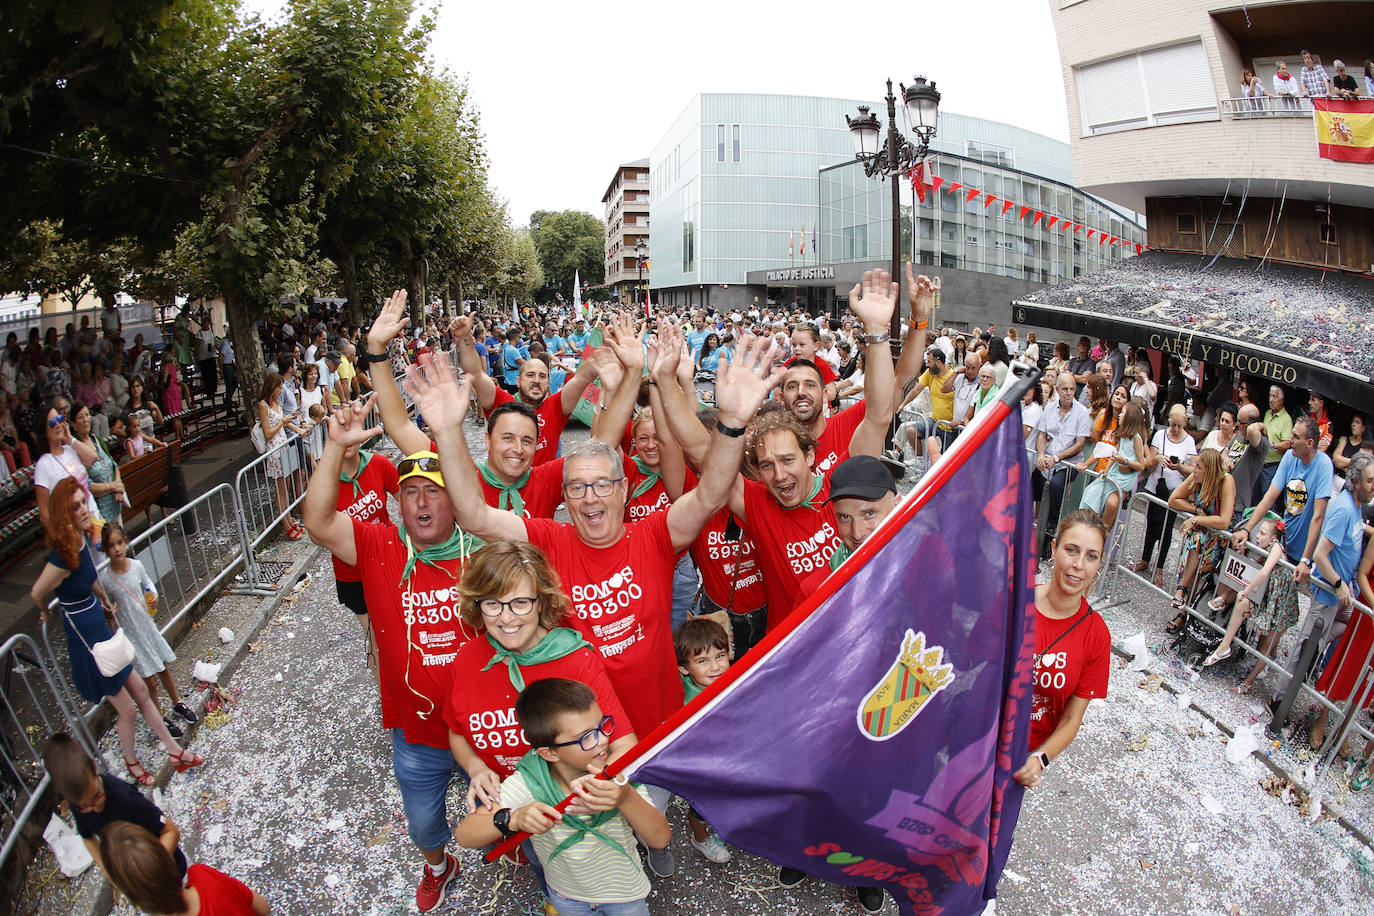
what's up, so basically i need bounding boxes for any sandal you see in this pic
[285,520,304,540]
[1203,646,1231,667]
[1152,569,1165,589]
[170,748,205,773]
[1207,596,1229,613]
[1232,683,1251,696]
[1165,611,1188,633]
[125,757,155,787]
[1129,560,1150,574]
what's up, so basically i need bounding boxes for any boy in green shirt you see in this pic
[673,617,733,864]
[456,678,668,915]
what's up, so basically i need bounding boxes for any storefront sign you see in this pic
[766,266,835,282]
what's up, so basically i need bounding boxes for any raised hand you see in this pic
[603,312,645,372]
[715,333,786,427]
[402,349,472,434]
[650,321,682,382]
[588,344,625,393]
[847,269,899,334]
[325,393,382,449]
[906,263,936,325]
[447,314,473,343]
[367,289,410,352]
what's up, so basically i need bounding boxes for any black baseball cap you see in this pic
[826,456,898,502]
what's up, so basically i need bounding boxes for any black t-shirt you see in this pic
[1334,73,1357,93]
[73,774,188,876]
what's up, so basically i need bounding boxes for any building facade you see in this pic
[1050,0,1374,272]
[601,159,651,304]
[647,92,1143,328]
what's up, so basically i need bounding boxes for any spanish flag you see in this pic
[1313,99,1374,163]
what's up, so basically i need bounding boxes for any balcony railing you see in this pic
[1218,96,1315,119]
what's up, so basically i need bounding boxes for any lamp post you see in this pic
[636,239,647,308]
[846,76,940,338]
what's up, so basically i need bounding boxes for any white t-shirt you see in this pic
[1147,429,1198,491]
[1020,402,1043,448]
[35,445,101,517]
[1003,336,1020,356]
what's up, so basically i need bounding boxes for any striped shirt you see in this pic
[500,771,652,904]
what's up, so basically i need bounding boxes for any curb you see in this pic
[73,540,330,916]
[1108,640,1374,851]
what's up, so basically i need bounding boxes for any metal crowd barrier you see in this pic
[233,430,312,595]
[0,633,103,870]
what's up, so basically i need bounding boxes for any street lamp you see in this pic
[636,239,647,307]
[846,76,940,336]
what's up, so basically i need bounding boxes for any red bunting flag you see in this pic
[1064,222,1075,233]
[1087,228,1096,239]
[1002,200,1015,216]
[1135,242,1143,254]
[983,195,998,208]
[1018,206,1030,222]
[1032,211,1044,227]
[967,188,980,203]
[931,175,945,192]
[911,162,926,203]
[949,182,964,194]
[1098,233,1109,245]
[1047,216,1059,229]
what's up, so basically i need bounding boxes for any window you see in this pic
[732,124,740,162]
[1177,213,1198,234]
[1320,224,1337,245]
[968,141,1014,168]
[1077,40,1218,135]
[683,221,695,272]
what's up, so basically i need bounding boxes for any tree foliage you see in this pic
[528,209,605,302]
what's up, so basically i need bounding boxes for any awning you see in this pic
[1012,252,1374,412]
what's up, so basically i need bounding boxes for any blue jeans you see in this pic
[670,554,698,633]
[546,888,650,916]
[1256,462,1280,507]
[391,729,465,850]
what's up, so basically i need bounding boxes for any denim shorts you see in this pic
[390,729,465,850]
[546,888,650,916]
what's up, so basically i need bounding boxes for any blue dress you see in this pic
[51,542,132,702]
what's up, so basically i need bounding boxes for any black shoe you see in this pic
[162,716,184,740]
[172,701,198,724]
[778,867,808,888]
[857,886,885,914]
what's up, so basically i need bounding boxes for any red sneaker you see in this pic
[415,852,459,912]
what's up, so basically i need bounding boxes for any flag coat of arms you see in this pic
[618,392,1038,916]
[1313,99,1374,163]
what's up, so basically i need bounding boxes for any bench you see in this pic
[120,440,184,528]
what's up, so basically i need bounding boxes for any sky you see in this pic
[253,0,1071,229]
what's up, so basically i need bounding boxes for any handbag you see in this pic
[68,611,136,677]
[250,420,267,454]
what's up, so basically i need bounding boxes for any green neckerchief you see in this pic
[974,385,1000,411]
[681,672,704,703]
[786,474,824,511]
[399,524,481,583]
[339,450,373,501]
[631,455,661,501]
[480,627,591,693]
[514,751,635,865]
[478,461,530,515]
[828,542,853,571]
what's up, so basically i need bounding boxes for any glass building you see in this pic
[649,93,1145,323]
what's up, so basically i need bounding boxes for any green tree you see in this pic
[528,209,604,301]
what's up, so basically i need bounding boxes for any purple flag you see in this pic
[628,403,1037,916]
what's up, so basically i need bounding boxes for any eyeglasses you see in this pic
[549,715,616,751]
[73,783,105,813]
[477,596,537,618]
[48,414,66,427]
[398,455,441,476]
[562,477,622,499]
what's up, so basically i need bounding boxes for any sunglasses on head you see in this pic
[398,455,441,476]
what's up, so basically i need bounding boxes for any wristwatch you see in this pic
[1299,557,1313,568]
[1035,751,1050,770]
[492,807,516,839]
[863,331,891,346]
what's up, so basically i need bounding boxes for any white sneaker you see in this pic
[689,834,732,864]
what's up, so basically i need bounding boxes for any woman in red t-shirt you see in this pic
[101,822,270,915]
[1015,509,1113,788]
[444,541,636,813]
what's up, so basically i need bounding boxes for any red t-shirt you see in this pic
[684,468,766,611]
[477,457,565,519]
[353,519,480,748]
[487,388,569,466]
[786,355,838,386]
[443,639,631,776]
[525,513,683,733]
[185,864,255,915]
[333,453,400,582]
[1028,598,1112,750]
[813,401,866,476]
[741,476,841,630]
[623,452,670,522]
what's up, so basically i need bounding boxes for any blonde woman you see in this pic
[1167,448,1235,630]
